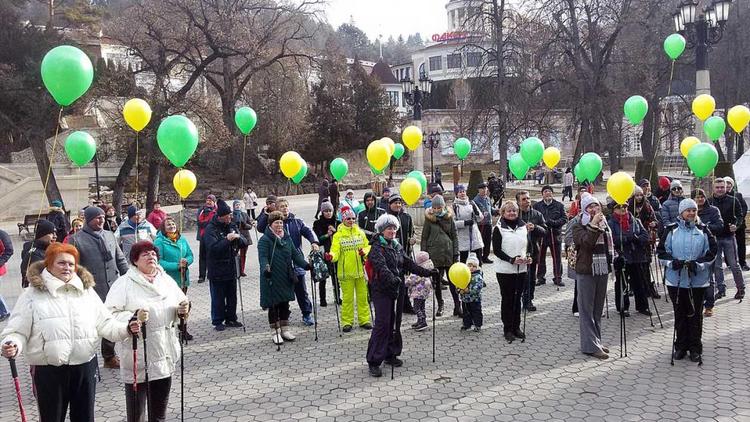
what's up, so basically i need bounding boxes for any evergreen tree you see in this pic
[349,60,399,149]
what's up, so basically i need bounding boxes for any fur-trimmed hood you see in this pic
[26,260,96,291]
[424,206,454,223]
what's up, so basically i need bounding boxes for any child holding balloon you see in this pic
[458,253,484,331]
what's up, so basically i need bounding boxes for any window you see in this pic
[429,56,442,71]
[387,91,400,107]
[447,53,462,69]
[466,52,481,68]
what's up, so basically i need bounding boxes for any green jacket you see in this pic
[420,208,459,268]
[257,227,308,309]
[330,224,370,280]
[153,231,194,287]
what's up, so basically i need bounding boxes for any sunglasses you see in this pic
[671,187,682,191]
[344,217,355,221]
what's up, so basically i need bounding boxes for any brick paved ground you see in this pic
[1,192,749,421]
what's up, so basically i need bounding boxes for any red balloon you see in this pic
[658,176,671,191]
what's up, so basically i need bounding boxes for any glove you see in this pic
[686,261,698,275]
[429,269,440,278]
[324,253,333,262]
[613,256,625,272]
[358,248,365,257]
[464,219,475,227]
[671,259,684,271]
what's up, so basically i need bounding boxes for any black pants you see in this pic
[34,358,97,422]
[497,272,525,334]
[572,279,578,313]
[561,186,573,201]
[537,236,562,284]
[435,179,444,190]
[615,263,650,312]
[366,285,405,366]
[198,241,207,280]
[522,262,538,307]
[209,278,238,326]
[737,227,747,267]
[125,377,172,422]
[479,224,492,261]
[460,249,484,266]
[667,286,706,354]
[267,302,291,325]
[433,266,459,309]
[249,209,257,220]
[462,301,483,328]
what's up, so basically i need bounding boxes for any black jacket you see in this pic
[607,212,650,264]
[46,209,70,241]
[312,215,339,254]
[708,194,744,237]
[387,209,414,255]
[203,215,248,281]
[698,205,724,238]
[518,207,547,255]
[358,193,385,238]
[533,199,567,238]
[732,190,748,227]
[20,240,47,288]
[367,235,430,300]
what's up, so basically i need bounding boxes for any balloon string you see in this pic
[648,60,676,183]
[76,167,81,209]
[135,132,139,207]
[241,135,247,193]
[36,106,64,222]
[667,61,675,98]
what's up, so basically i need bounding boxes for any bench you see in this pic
[17,210,71,237]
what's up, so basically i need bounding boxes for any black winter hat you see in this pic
[541,185,554,193]
[216,199,232,217]
[35,220,56,240]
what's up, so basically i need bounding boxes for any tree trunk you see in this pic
[29,136,63,206]
[111,143,137,214]
[145,142,160,215]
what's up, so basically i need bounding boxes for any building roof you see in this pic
[370,59,399,84]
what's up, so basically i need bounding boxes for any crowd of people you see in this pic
[0,171,747,418]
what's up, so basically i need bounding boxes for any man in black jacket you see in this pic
[358,192,384,238]
[708,178,745,299]
[517,191,547,311]
[724,177,749,270]
[533,186,567,287]
[204,199,249,331]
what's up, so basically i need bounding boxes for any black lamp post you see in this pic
[94,138,111,201]
[400,74,433,121]
[425,131,440,182]
[673,0,732,72]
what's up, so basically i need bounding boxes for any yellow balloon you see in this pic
[399,177,422,206]
[680,136,701,158]
[367,141,390,171]
[123,98,152,132]
[692,94,715,121]
[173,169,197,199]
[402,126,423,151]
[448,262,471,289]
[380,137,396,156]
[606,171,636,205]
[542,147,561,169]
[728,105,750,134]
[279,151,303,179]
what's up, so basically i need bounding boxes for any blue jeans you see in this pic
[295,273,313,317]
[713,236,745,293]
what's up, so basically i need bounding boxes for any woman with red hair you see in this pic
[1,242,142,422]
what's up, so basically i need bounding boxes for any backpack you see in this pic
[364,258,375,283]
[309,250,329,283]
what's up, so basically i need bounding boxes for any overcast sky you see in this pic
[325,0,448,41]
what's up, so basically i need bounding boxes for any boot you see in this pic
[271,324,283,345]
[280,323,296,341]
[453,302,463,318]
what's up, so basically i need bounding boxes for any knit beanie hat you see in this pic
[678,198,698,215]
[415,251,430,266]
[431,195,446,208]
[670,180,683,190]
[50,200,63,208]
[341,205,356,220]
[320,201,334,213]
[35,220,56,239]
[382,187,391,194]
[466,252,480,267]
[206,194,217,202]
[581,193,599,212]
[375,214,400,233]
[633,186,643,195]
[429,185,443,195]
[127,205,138,218]
[454,184,466,193]
[216,200,232,217]
[84,206,105,224]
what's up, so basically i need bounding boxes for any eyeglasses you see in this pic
[671,187,682,191]
[344,217,355,221]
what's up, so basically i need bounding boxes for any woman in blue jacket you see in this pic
[657,199,717,363]
[154,216,195,338]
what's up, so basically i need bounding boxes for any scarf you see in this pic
[502,218,519,230]
[591,226,614,276]
[454,197,469,206]
[232,209,244,223]
[82,225,113,262]
[166,232,179,242]
[142,268,158,284]
[612,212,630,232]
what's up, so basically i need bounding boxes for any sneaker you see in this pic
[225,321,243,328]
[734,289,745,300]
[183,331,194,341]
[369,365,382,377]
[280,326,296,341]
[214,324,226,332]
[554,280,566,287]
[411,322,420,329]
[385,357,403,367]
[704,308,714,317]
[652,292,662,299]
[240,272,247,277]
[103,356,120,369]
[460,325,471,331]
[525,303,537,312]
[602,347,610,353]
[272,331,284,345]
[436,306,443,317]
[414,322,428,331]
[513,330,526,339]
[716,290,726,299]
[360,323,373,330]
[482,258,494,264]
[342,325,352,333]
[689,351,702,363]
[302,315,315,326]
[472,326,481,332]
[742,264,750,271]
[673,349,686,360]
[504,332,515,342]
[638,310,652,316]
[588,351,609,360]
[197,278,206,284]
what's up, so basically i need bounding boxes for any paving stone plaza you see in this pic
[1,192,749,421]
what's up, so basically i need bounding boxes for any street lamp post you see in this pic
[401,73,433,173]
[425,131,440,183]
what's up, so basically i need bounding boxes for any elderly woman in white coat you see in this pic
[1,243,141,422]
[105,240,189,422]
[453,184,484,264]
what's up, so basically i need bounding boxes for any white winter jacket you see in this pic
[493,220,529,274]
[453,199,484,252]
[1,261,130,366]
[105,266,187,383]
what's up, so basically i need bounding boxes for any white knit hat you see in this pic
[375,214,400,233]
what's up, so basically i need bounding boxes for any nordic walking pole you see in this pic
[333,266,342,337]
[522,255,532,343]
[605,291,610,319]
[5,343,27,422]
[670,269,681,366]
[432,271,436,363]
[391,296,398,381]
[139,311,151,421]
[640,264,662,328]
[178,315,186,422]
[309,253,318,341]
[131,332,138,418]
[234,252,246,332]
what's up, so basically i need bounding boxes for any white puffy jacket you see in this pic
[105,266,187,383]
[1,261,129,366]
[453,199,484,252]
[493,220,529,274]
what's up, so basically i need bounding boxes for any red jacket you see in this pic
[196,206,216,240]
[147,209,168,229]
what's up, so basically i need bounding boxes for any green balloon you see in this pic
[234,107,257,135]
[291,161,308,184]
[393,143,405,160]
[407,170,427,194]
[624,95,648,125]
[370,163,386,175]
[574,163,586,183]
[579,152,603,182]
[329,157,349,181]
[41,45,94,106]
[520,137,544,166]
[664,33,686,61]
[687,143,718,178]
[703,116,726,141]
[64,131,96,167]
[157,115,200,168]
[509,153,529,180]
[454,138,472,160]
